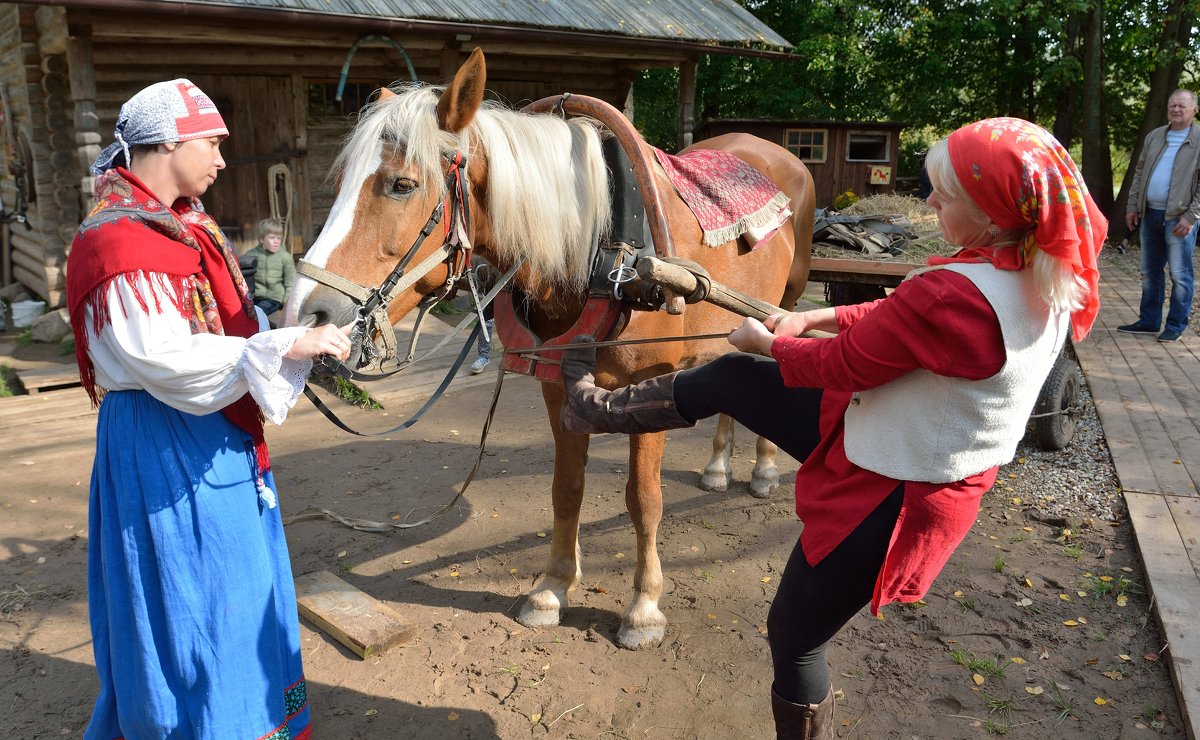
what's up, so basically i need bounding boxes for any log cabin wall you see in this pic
[0,3,694,306]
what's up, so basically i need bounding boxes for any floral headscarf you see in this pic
[941,117,1105,341]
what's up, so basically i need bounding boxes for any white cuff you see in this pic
[240,326,313,425]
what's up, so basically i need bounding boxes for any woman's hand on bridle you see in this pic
[765,307,838,338]
[286,322,355,362]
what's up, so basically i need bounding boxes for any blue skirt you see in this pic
[85,390,310,740]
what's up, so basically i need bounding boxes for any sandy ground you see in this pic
[0,337,1187,738]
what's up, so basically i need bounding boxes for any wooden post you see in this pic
[65,26,98,213]
[677,56,697,152]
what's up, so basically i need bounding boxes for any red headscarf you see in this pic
[932,117,1105,341]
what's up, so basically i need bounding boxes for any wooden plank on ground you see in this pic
[16,362,81,393]
[294,570,417,659]
[1124,492,1200,740]
[1167,496,1200,580]
[0,387,93,424]
[1075,336,1160,494]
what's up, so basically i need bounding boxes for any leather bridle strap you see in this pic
[283,349,507,531]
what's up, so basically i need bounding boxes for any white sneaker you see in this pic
[470,357,489,374]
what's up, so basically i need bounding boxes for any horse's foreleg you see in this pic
[618,432,669,649]
[750,436,781,498]
[699,413,735,492]
[517,382,587,629]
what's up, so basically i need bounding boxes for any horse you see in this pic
[286,48,814,649]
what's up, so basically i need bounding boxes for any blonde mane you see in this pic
[333,85,611,291]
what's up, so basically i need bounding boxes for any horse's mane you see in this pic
[334,85,612,292]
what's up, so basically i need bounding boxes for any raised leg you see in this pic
[700,414,735,492]
[517,382,588,629]
[619,431,669,649]
[750,435,781,498]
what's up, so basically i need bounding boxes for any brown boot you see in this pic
[771,685,835,740]
[560,335,693,435]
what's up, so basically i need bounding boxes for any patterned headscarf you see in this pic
[942,117,1105,341]
[91,79,228,175]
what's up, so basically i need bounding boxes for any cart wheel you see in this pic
[1034,353,1080,451]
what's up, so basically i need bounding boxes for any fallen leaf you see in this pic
[1077,590,1087,597]
[1063,620,1079,627]
[509,568,519,575]
[392,514,402,520]
[761,576,772,583]
[1011,657,1027,664]
[1102,671,1123,680]
[402,559,412,564]
[1094,697,1108,705]
[1011,497,1023,505]
[953,590,964,598]
[972,673,985,685]
[1024,578,1033,588]
[1116,594,1128,607]
[448,711,459,721]
[450,571,460,578]
[614,552,624,559]
[1015,598,1033,607]
[1026,686,1044,695]
[1059,593,1071,601]
[531,713,542,723]
[1078,617,1089,625]
[337,551,347,558]
[1118,654,1131,662]
[1120,566,1134,573]
[1039,647,1051,660]
[1085,658,1099,666]
[1022,527,1034,532]
[1144,653,1160,662]
[365,709,378,716]
[1099,575,1113,582]
[536,532,547,538]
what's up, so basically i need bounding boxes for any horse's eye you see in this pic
[388,177,418,198]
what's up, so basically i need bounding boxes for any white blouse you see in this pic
[86,271,312,425]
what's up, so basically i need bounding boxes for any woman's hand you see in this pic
[286,323,354,361]
[764,307,838,338]
[728,317,776,355]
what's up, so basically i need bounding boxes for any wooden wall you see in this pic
[0,5,669,305]
[695,120,906,209]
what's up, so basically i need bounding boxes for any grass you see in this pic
[1063,542,1084,560]
[322,376,382,410]
[958,597,977,613]
[948,649,1006,677]
[16,328,32,347]
[0,363,15,398]
[992,557,1006,572]
[430,299,464,316]
[1050,681,1073,722]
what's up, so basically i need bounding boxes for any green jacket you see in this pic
[244,245,296,304]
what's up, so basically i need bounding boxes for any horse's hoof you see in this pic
[699,470,732,492]
[749,469,780,499]
[517,589,564,628]
[616,622,666,649]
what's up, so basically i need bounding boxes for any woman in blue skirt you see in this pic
[66,79,352,739]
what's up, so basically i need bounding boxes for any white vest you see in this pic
[844,263,1068,484]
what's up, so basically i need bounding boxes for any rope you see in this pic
[267,163,293,248]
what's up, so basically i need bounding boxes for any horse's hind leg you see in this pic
[750,436,781,498]
[699,413,735,492]
[619,432,669,649]
[517,382,587,629]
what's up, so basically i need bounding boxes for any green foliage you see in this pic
[0,363,15,398]
[331,376,382,410]
[633,0,1200,189]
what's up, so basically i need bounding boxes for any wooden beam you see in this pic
[293,570,417,659]
[677,56,696,151]
[807,257,918,287]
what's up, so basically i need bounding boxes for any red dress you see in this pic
[770,269,1007,612]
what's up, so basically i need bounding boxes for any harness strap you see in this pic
[284,343,506,531]
[296,260,375,302]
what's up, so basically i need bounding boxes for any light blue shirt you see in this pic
[1146,128,1189,208]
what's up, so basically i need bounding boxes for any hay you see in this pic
[817,194,957,263]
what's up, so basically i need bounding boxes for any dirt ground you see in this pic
[0,334,1187,738]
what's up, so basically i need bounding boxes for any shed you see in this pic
[694,119,907,209]
[0,0,792,307]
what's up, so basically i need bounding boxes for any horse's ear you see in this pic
[377,87,396,101]
[437,47,486,133]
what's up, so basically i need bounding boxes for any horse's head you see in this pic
[285,49,489,352]
[286,47,611,364]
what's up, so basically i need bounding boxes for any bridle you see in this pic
[296,151,501,379]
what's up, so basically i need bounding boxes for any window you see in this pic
[846,131,889,163]
[784,128,826,163]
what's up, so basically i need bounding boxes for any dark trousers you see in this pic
[254,298,284,316]
[673,352,903,704]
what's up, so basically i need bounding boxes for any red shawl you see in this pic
[931,117,1105,341]
[66,168,269,468]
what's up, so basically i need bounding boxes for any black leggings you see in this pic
[673,352,904,704]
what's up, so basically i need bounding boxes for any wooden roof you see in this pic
[86,0,792,49]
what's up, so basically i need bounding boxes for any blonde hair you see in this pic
[257,218,284,240]
[924,138,1085,314]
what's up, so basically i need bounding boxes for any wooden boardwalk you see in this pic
[1076,254,1200,740]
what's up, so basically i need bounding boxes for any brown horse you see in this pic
[286,49,814,648]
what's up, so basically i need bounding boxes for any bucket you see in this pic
[11,300,46,328]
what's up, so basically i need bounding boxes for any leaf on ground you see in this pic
[1062,620,1079,627]
[1015,598,1033,607]
[536,532,547,538]
[972,673,985,685]
[1059,593,1071,601]
[448,711,459,721]
[761,576,771,583]
[1026,686,1044,695]
[1039,647,1051,660]
[1011,657,1026,664]
[1094,697,1108,705]
[1102,671,1124,680]
[1118,654,1131,662]
[953,590,964,597]
[365,709,378,716]
[1116,594,1128,607]
[1144,653,1160,662]
[531,713,542,723]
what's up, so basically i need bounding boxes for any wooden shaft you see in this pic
[636,256,780,321]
